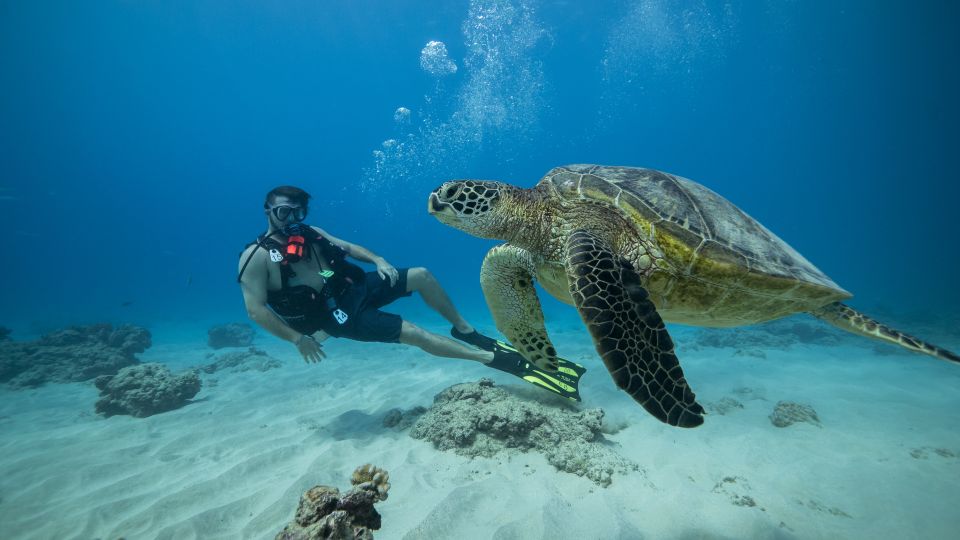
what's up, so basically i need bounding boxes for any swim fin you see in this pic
[451,327,499,351]
[452,329,586,401]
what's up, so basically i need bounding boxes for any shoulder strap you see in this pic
[238,233,287,284]
[237,235,269,284]
[237,228,319,285]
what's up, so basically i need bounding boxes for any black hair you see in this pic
[264,186,311,209]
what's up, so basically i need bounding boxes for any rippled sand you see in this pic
[1,318,958,539]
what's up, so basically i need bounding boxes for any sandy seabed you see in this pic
[1,317,958,540]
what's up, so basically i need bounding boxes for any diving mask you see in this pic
[269,204,307,222]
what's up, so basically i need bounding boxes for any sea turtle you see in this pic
[427,164,959,428]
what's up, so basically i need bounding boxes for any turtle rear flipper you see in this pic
[812,302,960,363]
[566,230,705,428]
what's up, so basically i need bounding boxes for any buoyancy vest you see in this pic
[237,224,366,325]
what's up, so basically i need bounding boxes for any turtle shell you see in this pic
[541,164,849,300]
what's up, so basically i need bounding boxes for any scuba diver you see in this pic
[238,186,587,400]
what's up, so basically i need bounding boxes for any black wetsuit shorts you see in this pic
[273,268,412,343]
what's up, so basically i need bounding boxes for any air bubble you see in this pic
[420,40,458,76]
[393,107,411,124]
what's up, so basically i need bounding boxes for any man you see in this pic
[238,185,520,369]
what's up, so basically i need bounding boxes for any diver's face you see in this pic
[265,195,307,228]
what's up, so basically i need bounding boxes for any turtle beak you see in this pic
[428,191,452,215]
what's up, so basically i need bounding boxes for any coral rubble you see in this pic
[769,401,821,428]
[94,363,201,418]
[201,347,281,374]
[207,322,256,349]
[686,317,850,354]
[409,378,637,486]
[706,397,745,416]
[0,324,150,388]
[382,406,426,429]
[276,464,391,540]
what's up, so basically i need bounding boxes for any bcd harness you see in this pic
[237,224,366,326]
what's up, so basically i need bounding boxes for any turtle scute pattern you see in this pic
[447,180,501,216]
[550,165,846,293]
[566,230,705,428]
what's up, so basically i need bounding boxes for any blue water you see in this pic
[1,0,958,335]
[2,3,959,537]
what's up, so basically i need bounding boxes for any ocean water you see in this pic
[1,1,958,539]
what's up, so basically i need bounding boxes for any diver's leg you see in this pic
[398,320,492,362]
[406,267,474,333]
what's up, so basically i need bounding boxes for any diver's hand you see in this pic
[375,258,399,286]
[296,334,325,363]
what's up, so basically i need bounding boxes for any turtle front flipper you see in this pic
[565,230,704,427]
[480,244,560,371]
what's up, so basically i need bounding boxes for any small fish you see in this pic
[186,275,192,287]
[120,300,134,307]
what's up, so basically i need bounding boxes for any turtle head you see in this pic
[428,180,517,239]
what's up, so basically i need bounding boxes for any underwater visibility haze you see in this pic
[0,1,958,539]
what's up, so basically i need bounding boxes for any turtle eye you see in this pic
[444,185,457,199]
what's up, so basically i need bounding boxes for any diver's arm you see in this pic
[312,226,399,285]
[312,226,385,264]
[243,294,300,343]
[238,247,325,361]
[238,248,301,342]
[240,250,327,362]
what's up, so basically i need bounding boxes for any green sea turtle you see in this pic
[427,164,959,428]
